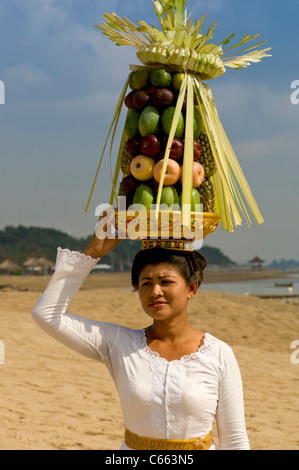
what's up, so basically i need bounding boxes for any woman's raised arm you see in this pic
[83,208,122,258]
[31,209,123,363]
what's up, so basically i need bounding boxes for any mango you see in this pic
[138,106,160,137]
[194,107,202,139]
[161,107,185,138]
[132,184,155,210]
[128,71,135,90]
[132,70,150,90]
[160,186,180,209]
[125,109,141,138]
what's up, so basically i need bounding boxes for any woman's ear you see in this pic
[188,282,199,299]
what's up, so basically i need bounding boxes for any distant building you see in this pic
[249,256,265,270]
[92,264,112,272]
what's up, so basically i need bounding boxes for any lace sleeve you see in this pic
[43,248,100,304]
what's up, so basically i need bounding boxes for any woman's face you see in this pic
[138,262,196,322]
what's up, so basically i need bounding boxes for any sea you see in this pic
[202,275,299,297]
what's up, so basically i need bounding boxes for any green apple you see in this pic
[172,73,185,91]
[150,68,172,88]
[179,188,201,212]
[190,188,201,212]
[132,184,155,210]
[160,186,180,209]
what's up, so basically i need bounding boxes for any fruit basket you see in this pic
[85,0,270,244]
[115,210,220,241]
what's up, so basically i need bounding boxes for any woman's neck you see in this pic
[150,317,196,344]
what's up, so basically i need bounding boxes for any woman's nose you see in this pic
[150,283,163,297]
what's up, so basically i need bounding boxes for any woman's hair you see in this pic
[131,248,207,289]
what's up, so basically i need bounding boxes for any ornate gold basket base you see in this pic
[115,210,220,242]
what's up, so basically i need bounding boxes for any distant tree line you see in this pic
[0,225,235,271]
[268,259,299,270]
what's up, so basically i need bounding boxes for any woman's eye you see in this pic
[140,279,174,287]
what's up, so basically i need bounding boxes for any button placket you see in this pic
[164,361,186,439]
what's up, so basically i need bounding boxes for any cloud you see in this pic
[4,63,54,92]
[210,79,299,141]
[0,0,137,105]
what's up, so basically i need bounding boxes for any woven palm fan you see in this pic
[85,0,270,248]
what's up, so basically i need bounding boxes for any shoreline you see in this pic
[0,268,294,292]
[203,268,294,284]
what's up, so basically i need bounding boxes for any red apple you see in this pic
[193,140,203,160]
[130,155,156,181]
[153,159,182,185]
[180,162,205,187]
[170,138,184,160]
[127,137,140,157]
[193,161,205,186]
[140,134,161,157]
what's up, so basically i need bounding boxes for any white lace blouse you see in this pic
[32,248,250,450]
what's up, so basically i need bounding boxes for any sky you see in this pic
[0,0,299,265]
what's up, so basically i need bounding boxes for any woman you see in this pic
[32,215,250,450]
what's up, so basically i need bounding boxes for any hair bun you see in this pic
[194,252,207,272]
[185,252,207,286]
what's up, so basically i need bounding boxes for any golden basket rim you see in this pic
[114,210,221,240]
[115,209,221,219]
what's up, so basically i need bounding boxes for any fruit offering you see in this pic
[118,67,216,215]
[86,0,270,234]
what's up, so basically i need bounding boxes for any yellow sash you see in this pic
[125,428,213,450]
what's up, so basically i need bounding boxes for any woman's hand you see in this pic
[82,208,123,259]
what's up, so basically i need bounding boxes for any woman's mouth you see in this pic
[149,301,167,308]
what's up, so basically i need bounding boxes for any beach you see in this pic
[0,269,298,450]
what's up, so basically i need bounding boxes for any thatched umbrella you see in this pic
[38,257,55,274]
[0,259,21,272]
[22,256,41,273]
[38,257,54,269]
[23,256,40,268]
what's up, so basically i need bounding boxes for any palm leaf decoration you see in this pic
[86,0,271,234]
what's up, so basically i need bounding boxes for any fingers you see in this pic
[96,208,126,241]
[94,208,116,240]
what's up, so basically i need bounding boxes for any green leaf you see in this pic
[193,79,264,229]
[85,75,130,213]
[155,74,187,219]
[109,122,128,206]
[220,33,235,45]
[181,74,194,227]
